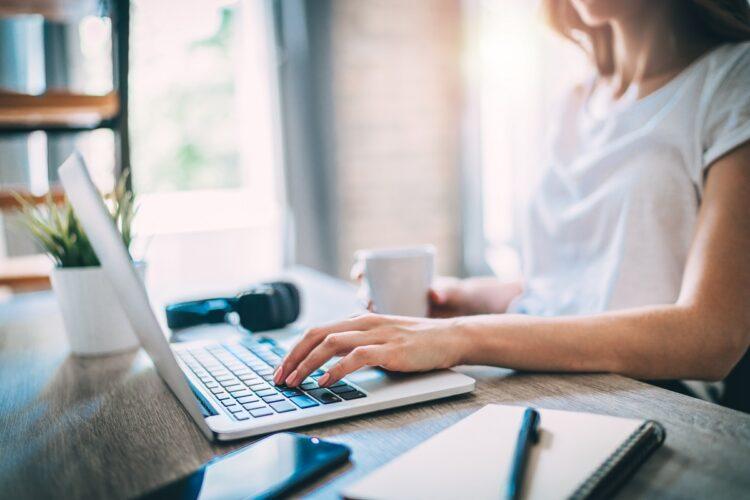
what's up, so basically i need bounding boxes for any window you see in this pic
[466,0,589,278]
[129,0,284,299]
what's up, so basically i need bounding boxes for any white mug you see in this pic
[354,245,435,317]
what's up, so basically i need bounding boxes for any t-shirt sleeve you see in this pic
[702,45,750,169]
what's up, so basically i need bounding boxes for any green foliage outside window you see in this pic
[130,6,240,193]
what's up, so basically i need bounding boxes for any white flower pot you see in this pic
[50,263,146,356]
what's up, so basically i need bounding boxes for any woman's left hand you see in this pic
[274,313,466,388]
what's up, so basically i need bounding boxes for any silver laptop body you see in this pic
[59,153,475,441]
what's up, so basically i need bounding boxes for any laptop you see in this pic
[58,152,475,441]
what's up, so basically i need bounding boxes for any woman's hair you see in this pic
[541,0,750,75]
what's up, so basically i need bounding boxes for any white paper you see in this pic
[344,404,644,500]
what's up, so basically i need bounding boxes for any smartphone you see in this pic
[141,433,351,500]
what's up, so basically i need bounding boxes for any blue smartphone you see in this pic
[141,433,351,499]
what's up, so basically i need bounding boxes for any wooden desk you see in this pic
[1,268,749,499]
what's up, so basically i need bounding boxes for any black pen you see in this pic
[506,407,541,500]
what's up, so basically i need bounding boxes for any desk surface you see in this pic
[1,267,749,499]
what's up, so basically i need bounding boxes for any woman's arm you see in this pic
[276,142,750,388]
[467,143,750,381]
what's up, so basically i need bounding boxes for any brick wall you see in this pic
[329,0,462,278]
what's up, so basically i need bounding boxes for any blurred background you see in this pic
[0,0,588,301]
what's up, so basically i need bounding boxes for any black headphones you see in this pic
[164,281,301,333]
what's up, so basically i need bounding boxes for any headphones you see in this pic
[165,281,301,333]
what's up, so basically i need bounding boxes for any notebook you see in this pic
[344,404,665,500]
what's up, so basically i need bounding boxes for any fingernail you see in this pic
[273,366,284,385]
[318,372,331,387]
[285,369,299,387]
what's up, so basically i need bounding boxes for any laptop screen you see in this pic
[58,152,213,439]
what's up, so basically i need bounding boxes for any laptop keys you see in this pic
[229,390,253,399]
[328,384,356,395]
[255,388,277,397]
[338,390,366,400]
[306,388,342,404]
[299,380,317,390]
[242,401,267,411]
[262,394,285,403]
[184,343,368,422]
[269,401,296,413]
[289,395,319,409]
[236,395,259,404]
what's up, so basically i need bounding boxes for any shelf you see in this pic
[0,0,103,22]
[0,91,119,131]
[0,254,52,293]
[0,186,66,211]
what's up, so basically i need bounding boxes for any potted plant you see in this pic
[15,171,143,356]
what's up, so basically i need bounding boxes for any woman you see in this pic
[275,0,750,403]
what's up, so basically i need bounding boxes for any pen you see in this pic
[506,407,541,500]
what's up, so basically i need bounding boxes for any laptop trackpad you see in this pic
[347,367,411,392]
[345,367,388,390]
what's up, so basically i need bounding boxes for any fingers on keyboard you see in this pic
[184,343,367,422]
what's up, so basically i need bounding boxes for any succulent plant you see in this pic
[14,170,136,268]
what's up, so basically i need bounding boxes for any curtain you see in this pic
[272,0,338,275]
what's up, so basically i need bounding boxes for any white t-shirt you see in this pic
[507,42,750,398]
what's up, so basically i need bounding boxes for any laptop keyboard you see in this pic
[176,340,366,421]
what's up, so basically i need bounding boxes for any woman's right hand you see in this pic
[428,277,476,318]
[352,260,522,318]
[430,277,523,318]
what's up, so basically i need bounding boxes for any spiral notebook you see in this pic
[344,404,665,500]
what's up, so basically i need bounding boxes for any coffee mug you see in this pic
[353,245,435,317]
